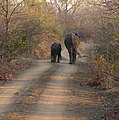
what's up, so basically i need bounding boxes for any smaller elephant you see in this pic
[51,43,62,63]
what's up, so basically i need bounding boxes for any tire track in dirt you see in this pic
[27,62,77,120]
[0,60,52,117]
[0,61,77,120]
[0,60,104,120]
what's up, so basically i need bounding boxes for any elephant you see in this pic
[64,33,80,64]
[51,43,62,63]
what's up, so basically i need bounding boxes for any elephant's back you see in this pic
[51,43,61,53]
[64,33,73,48]
[64,33,80,49]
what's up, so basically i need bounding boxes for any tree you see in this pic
[0,0,25,51]
[49,0,84,34]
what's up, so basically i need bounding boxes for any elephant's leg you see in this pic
[54,54,56,62]
[59,52,62,60]
[72,49,77,64]
[68,48,73,64]
[51,51,56,63]
[68,50,71,64]
[57,51,61,62]
[51,51,54,62]
[51,56,54,62]
[57,54,60,62]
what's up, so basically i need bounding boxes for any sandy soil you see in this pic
[0,43,105,120]
[0,59,105,120]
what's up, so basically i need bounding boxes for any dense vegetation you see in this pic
[0,0,119,89]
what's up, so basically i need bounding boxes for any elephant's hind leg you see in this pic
[57,54,60,63]
[51,51,54,62]
[68,48,73,64]
[72,49,76,64]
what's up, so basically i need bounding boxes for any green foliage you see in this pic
[5,33,31,61]
[97,20,115,44]
[95,44,119,63]
[95,20,119,63]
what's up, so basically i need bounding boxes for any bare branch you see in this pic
[8,0,25,22]
[2,5,7,12]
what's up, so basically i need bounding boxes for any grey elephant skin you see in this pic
[51,43,62,63]
[64,33,80,64]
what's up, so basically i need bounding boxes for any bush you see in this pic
[94,20,119,89]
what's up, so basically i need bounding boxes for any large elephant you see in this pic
[64,33,80,64]
[51,43,62,63]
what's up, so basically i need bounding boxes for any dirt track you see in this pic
[0,58,105,120]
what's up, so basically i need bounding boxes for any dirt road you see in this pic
[0,59,104,120]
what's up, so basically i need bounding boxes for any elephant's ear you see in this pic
[72,33,80,50]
